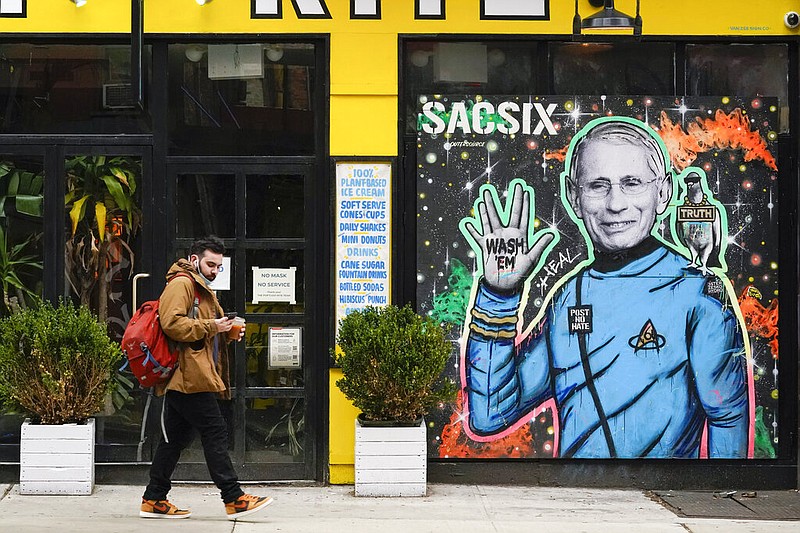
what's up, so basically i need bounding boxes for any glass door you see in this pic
[166,161,321,481]
[61,146,155,464]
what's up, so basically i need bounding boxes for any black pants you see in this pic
[143,391,244,504]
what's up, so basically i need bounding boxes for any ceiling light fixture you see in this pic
[185,45,206,62]
[574,0,642,36]
[70,0,88,6]
[265,45,284,62]
[196,0,213,5]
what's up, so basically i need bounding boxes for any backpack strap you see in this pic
[164,272,201,352]
[167,272,200,315]
[168,272,220,366]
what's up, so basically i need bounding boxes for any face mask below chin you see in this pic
[190,258,212,286]
[198,271,213,286]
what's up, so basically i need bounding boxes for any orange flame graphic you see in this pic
[738,285,779,359]
[658,109,778,172]
[544,146,568,163]
[438,391,542,458]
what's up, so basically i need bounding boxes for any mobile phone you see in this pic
[226,312,238,319]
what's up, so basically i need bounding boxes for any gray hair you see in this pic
[568,120,668,183]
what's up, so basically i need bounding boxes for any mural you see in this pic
[416,96,780,459]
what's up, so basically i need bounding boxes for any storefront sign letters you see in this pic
[0,0,24,17]
[420,100,558,136]
[252,0,549,20]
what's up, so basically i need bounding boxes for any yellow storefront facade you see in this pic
[0,1,797,488]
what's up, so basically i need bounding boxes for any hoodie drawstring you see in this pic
[160,396,169,444]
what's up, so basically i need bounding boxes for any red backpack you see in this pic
[121,273,199,388]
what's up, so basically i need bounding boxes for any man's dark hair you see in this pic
[190,236,225,257]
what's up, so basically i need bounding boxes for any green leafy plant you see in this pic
[0,226,42,314]
[64,155,141,323]
[0,299,122,425]
[334,304,456,423]
[0,160,44,316]
[0,161,44,220]
[265,398,304,456]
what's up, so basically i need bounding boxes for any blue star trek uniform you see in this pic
[466,241,749,458]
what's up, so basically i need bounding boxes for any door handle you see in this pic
[132,273,151,310]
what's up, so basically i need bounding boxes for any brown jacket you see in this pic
[157,258,231,399]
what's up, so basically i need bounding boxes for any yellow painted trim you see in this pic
[331,95,398,156]
[329,369,359,466]
[0,2,130,33]
[331,32,397,95]
[1,1,799,36]
[329,464,355,485]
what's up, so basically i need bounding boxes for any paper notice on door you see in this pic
[268,327,302,368]
[252,267,296,304]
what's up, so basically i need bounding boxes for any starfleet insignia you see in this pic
[628,319,666,352]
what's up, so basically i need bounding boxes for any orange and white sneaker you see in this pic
[140,498,192,519]
[225,493,274,521]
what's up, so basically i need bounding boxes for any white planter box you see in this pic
[355,418,427,497]
[19,418,95,495]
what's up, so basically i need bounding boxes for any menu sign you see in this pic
[335,161,391,329]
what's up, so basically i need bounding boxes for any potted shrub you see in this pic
[334,304,455,497]
[0,299,122,495]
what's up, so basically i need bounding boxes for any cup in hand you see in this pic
[227,317,246,341]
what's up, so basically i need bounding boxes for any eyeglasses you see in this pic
[576,177,658,198]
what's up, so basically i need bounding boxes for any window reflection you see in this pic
[0,44,151,133]
[175,173,236,238]
[687,44,789,133]
[246,397,304,463]
[246,174,304,238]
[550,42,674,95]
[168,43,316,156]
[403,41,538,134]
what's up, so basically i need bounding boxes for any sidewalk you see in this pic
[0,482,797,533]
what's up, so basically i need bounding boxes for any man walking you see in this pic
[140,236,273,520]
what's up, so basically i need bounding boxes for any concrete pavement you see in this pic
[0,482,797,532]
